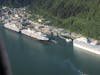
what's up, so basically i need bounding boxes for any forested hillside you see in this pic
[0,0,100,40]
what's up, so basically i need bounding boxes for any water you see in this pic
[73,48,100,75]
[0,27,100,75]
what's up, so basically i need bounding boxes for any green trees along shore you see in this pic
[0,0,100,40]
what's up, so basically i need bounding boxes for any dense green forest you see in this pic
[0,0,100,40]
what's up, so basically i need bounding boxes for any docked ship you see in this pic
[4,22,21,32]
[21,28,49,41]
[73,37,100,55]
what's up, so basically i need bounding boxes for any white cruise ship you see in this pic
[21,28,49,41]
[4,22,20,32]
[73,37,100,55]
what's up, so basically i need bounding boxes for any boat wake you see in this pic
[63,59,89,75]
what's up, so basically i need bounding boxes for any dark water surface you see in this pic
[0,27,100,75]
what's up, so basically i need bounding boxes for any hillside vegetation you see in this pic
[1,0,100,40]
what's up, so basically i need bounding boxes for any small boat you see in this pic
[65,38,72,43]
[51,40,58,44]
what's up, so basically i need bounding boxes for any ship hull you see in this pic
[73,41,100,55]
[21,29,49,41]
[4,24,20,32]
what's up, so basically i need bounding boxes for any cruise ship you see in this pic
[73,37,100,55]
[4,22,21,32]
[21,28,49,41]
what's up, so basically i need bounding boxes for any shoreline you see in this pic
[0,7,100,55]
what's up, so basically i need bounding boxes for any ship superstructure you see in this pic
[21,28,49,41]
[4,21,21,32]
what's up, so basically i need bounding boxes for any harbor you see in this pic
[0,27,100,75]
[0,7,80,41]
[0,7,100,55]
[0,0,100,75]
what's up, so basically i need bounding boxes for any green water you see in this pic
[0,27,100,75]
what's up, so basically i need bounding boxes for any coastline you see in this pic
[0,7,99,41]
[0,7,100,55]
